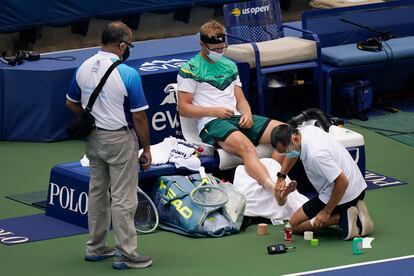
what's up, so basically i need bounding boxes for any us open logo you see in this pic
[231,5,270,16]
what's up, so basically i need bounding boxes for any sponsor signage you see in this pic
[48,182,88,215]
[0,228,29,245]
[365,171,406,188]
[139,59,188,72]
[224,0,281,26]
[128,52,197,144]
[46,166,90,228]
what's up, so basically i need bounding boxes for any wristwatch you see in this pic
[277,172,287,179]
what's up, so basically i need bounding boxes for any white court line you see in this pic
[282,255,414,276]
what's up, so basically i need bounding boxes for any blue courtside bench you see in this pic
[46,156,219,228]
[301,0,414,113]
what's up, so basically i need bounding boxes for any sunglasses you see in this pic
[121,40,134,49]
[204,43,228,52]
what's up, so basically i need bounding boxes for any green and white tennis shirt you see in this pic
[177,53,242,133]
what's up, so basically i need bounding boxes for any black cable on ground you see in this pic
[348,121,414,135]
[40,56,76,61]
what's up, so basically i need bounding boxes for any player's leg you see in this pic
[218,131,276,192]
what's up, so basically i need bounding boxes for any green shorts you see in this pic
[199,115,271,146]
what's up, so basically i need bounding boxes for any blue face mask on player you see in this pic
[282,141,300,159]
[207,50,223,62]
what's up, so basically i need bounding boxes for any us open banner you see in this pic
[223,0,283,43]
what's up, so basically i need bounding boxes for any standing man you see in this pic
[270,124,374,240]
[177,20,284,196]
[66,22,153,269]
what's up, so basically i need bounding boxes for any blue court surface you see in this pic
[283,255,414,276]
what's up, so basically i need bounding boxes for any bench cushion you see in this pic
[310,0,383,9]
[322,36,414,67]
[224,37,317,68]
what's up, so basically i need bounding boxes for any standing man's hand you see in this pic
[139,149,152,170]
[239,113,253,129]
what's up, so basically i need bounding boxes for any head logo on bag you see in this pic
[151,174,246,237]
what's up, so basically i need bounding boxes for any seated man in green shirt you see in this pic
[177,20,286,201]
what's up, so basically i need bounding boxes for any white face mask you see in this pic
[207,50,224,62]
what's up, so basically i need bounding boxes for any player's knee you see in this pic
[239,143,257,158]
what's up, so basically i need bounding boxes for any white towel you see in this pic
[170,155,201,171]
[143,137,175,165]
[81,136,199,170]
[233,158,309,220]
[137,136,200,170]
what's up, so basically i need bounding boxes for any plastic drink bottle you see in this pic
[284,222,293,242]
[353,235,364,255]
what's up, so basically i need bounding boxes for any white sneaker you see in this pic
[112,254,153,269]
[339,206,359,240]
[356,200,374,236]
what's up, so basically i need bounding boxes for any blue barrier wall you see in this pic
[0,0,241,32]
[0,34,251,143]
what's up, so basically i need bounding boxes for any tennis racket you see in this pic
[134,187,159,234]
[190,166,228,207]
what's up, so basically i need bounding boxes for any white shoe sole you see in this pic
[343,206,359,240]
[356,200,374,236]
[112,259,153,269]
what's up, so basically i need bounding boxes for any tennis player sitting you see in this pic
[177,19,285,196]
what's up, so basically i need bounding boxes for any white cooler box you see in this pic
[301,121,366,175]
[329,125,366,176]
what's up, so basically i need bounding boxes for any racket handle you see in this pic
[198,166,207,179]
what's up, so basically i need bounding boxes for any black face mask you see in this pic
[122,46,130,61]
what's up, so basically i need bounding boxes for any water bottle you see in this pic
[194,143,215,157]
[284,221,293,242]
[352,235,364,255]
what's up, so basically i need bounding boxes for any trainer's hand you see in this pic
[313,209,331,228]
[281,180,297,198]
[239,113,253,129]
[214,107,234,119]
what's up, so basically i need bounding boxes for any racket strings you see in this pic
[134,192,158,233]
[191,186,228,206]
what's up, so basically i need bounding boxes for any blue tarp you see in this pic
[0,0,240,32]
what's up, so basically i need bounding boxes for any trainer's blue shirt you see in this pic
[67,51,148,130]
